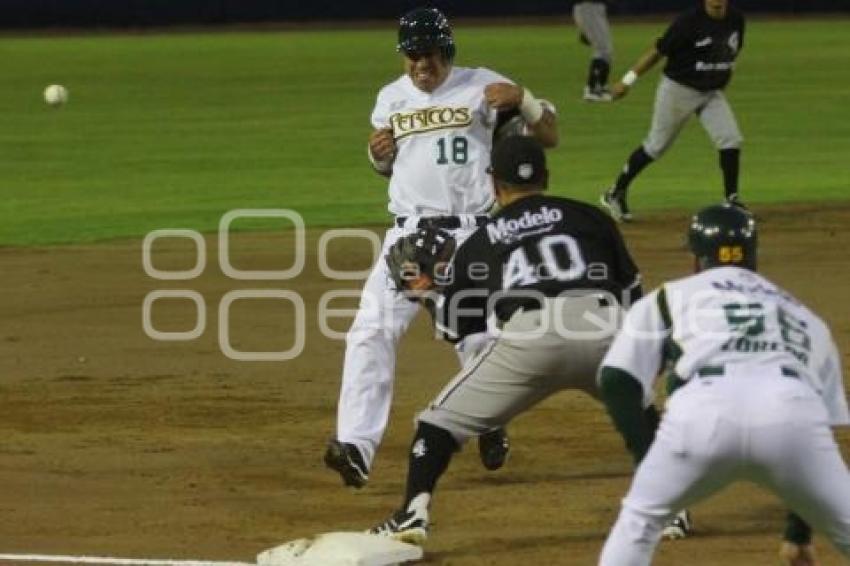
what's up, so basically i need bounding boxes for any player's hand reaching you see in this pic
[369,128,396,162]
[484,83,523,111]
[778,542,820,566]
[612,82,629,100]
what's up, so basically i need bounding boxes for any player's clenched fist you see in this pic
[484,82,523,111]
[611,82,629,100]
[368,127,396,162]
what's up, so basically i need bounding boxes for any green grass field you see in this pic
[1,19,848,245]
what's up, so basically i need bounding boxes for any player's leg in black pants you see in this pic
[369,421,459,542]
[719,148,742,204]
[402,421,459,505]
[588,57,611,92]
[613,146,654,196]
[602,146,654,220]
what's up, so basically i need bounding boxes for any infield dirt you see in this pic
[1,203,848,565]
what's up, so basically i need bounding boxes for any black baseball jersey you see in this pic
[656,6,745,92]
[434,194,642,342]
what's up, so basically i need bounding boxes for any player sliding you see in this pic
[600,0,746,222]
[597,204,850,565]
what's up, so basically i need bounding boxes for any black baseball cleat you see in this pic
[662,510,693,540]
[369,493,430,546]
[324,439,369,489]
[478,427,510,471]
[600,188,633,222]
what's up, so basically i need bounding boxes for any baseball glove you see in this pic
[385,227,457,295]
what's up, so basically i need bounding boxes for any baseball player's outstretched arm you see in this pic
[612,47,663,100]
[484,83,558,147]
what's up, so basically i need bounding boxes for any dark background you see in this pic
[2,0,847,30]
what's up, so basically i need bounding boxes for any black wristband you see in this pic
[784,512,812,545]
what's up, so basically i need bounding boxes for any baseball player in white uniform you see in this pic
[597,203,850,566]
[324,7,559,488]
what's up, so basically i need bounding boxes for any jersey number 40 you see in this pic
[503,234,587,289]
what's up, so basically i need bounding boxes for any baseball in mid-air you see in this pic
[44,84,69,107]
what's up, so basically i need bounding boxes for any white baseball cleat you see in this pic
[583,86,613,102]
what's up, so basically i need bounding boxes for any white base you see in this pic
[256,532,423,566]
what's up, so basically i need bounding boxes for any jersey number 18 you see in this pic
[436,136,468,165]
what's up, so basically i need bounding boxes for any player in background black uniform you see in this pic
[368,136,654,545]
[600,0,746,222]
[574,0,616,102]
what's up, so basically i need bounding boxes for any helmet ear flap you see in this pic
[443,43,456,61]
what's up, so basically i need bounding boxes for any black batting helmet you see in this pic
[688,203,757,270]
[397,7,456,61]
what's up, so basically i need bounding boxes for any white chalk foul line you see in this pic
[0,554,254,566]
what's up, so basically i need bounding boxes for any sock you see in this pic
[719,148,740,199]
[403,421,459,507]
[588,57,611,90]
[613,146,654,195]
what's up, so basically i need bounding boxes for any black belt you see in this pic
[696,365,800,379]
[395,215,489,229]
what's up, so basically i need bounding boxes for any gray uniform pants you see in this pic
[573,1,613,62]
[643,76,743,159]
[418,295,621,443]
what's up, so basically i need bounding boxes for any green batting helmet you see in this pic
[688,203,757,270]
[397,7,456,61]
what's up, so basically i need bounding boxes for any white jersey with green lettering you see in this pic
[598,265,850,565]
[604,265,848,424]
[371,66,510,217]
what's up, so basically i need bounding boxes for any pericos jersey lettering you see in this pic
[389,106,472,138]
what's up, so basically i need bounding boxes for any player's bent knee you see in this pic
[417,410,477,446]
[714,129,743,150]
[641,142,665,160]
[619,503,669,540]
[715,138,742,151]
[594,50,613,63]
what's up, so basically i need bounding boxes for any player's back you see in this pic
[661,266,835,395]
[453,193,641,322]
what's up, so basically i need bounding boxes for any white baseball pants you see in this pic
[335,221,479,468]
[599,371,850,566]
